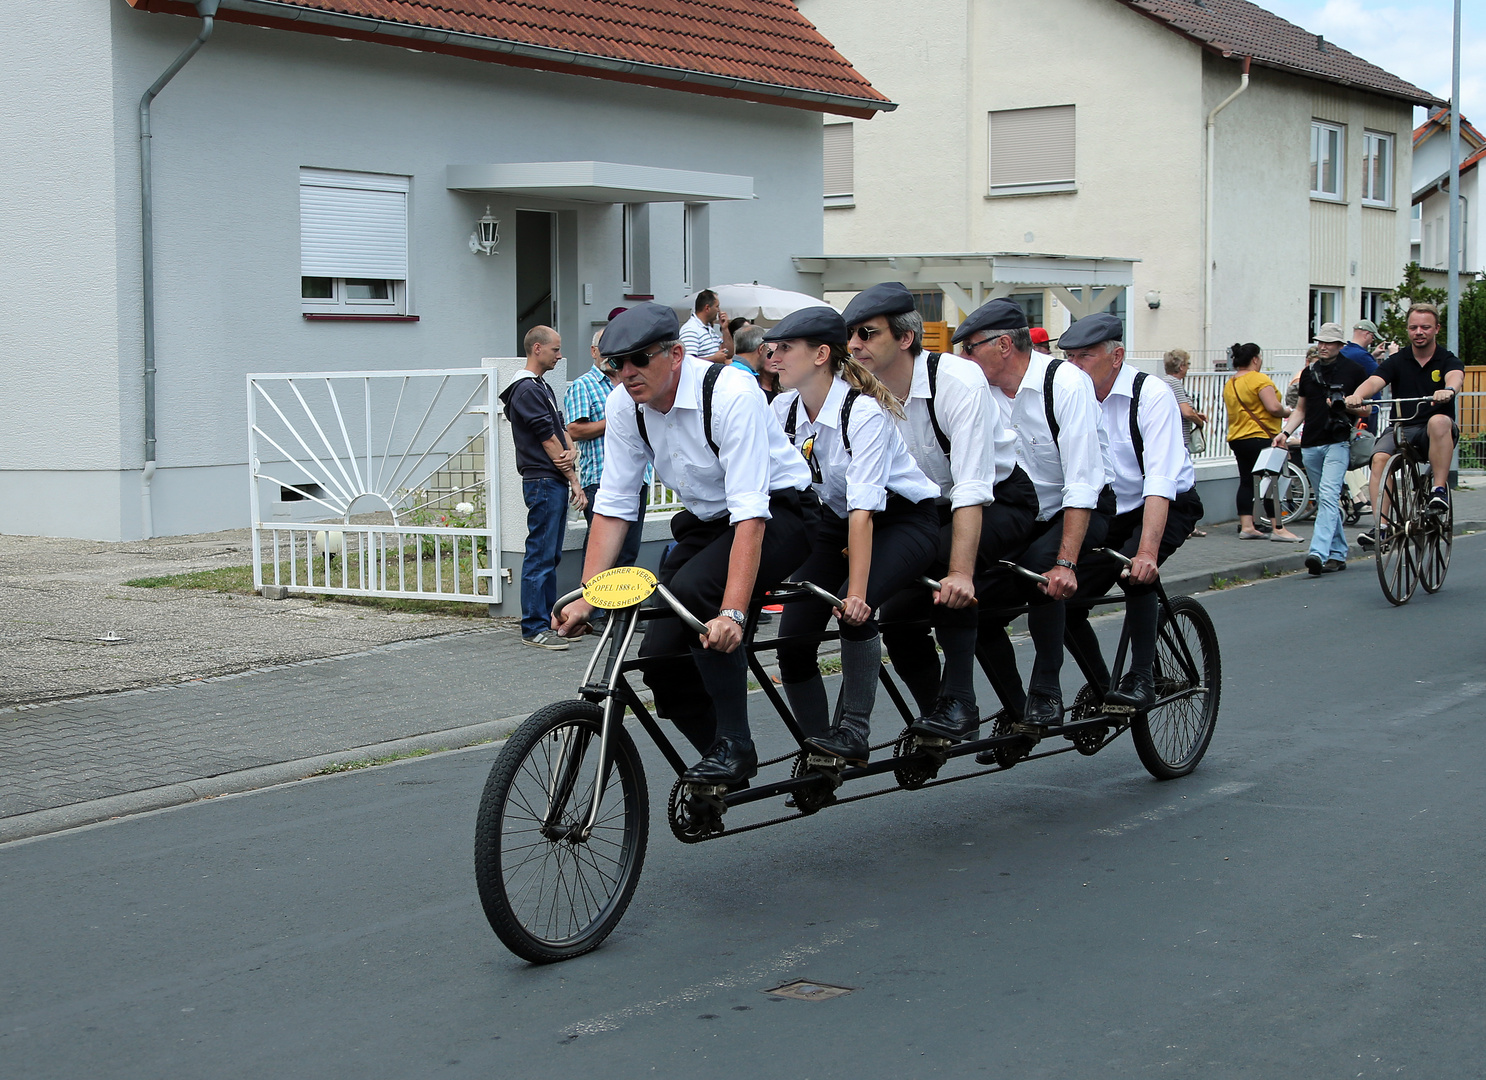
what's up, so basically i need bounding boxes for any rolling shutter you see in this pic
[300,168,409,279]
[988,106,1075,189]
[823,123,854,197]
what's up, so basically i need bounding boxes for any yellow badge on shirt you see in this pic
[582,566,658,610]
[1432,369,1442,382]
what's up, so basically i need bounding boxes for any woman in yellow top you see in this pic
[1223,342,1302,541]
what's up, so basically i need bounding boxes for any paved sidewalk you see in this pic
[3,482,1482,843]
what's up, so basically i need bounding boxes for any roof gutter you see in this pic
[179,0,896,116]
[1203,56,1250,361]
[139,0,218,538]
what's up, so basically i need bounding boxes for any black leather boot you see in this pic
[1016,689,1064,732]
[807,726,869,767]
[1102,670,1155,713]
[681,736,759,785]
[909,696,981,742]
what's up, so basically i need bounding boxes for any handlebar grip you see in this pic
[998,559,1050,587]
[652,583,711,635]
[800,580,847,611]
[551,587,587,624]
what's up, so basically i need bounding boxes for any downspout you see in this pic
[1203,56,1250,363]
[139,0,218,538]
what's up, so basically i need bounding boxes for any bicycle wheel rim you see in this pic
[1135,597,1220,777]
[1374,457,1416,606]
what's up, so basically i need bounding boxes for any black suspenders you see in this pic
[1129,370,1147,475]
[635,362,724,456]
[785,388,862,454]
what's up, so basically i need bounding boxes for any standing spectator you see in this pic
[498,326,586,651]
[1223,342,1302,542]
[1341,319,1382,434]
[1161,348,1207,537]
[1273,322,1369,575]
[732,324,780,399]
[565,330,649,569]
[680,289,735,363]
[1029,327,1053,355]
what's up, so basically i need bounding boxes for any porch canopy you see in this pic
[792,252,1138,322]
[447,161,753,203]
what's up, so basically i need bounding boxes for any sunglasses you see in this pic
[849,325,883,343]
[606,344,669,370]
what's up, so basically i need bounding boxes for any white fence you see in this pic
[248,368,502,604]
[1179,367,1303,464]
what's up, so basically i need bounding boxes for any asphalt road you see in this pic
[4,542,1484,1079]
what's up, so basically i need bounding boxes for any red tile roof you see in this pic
[1414,108,1485,151]
[129,0,893,117]
[1115,0,1441,106]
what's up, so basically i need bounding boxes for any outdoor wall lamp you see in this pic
[1145,290,1161,309]
[469,206,501,255]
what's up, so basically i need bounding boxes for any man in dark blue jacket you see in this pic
[498,326,587,649]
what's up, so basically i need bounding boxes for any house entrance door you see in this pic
[515,210,557,353]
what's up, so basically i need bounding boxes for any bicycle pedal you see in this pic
[913,734,952,749]
[805,752,845,770]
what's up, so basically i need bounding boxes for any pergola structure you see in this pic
[792,252,1138,325]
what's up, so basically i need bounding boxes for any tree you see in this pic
[1379,262,1484,365]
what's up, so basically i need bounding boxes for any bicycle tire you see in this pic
[474,700,649,964]
[1255,461,1311,528]
[1131,595,1220,780]
[1374,455,1418,606]
[1418,476,1452,594]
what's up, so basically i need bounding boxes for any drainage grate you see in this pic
[762,979,855,1001]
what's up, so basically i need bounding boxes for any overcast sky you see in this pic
[1262,0,1482,125]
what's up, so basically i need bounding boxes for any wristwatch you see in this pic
[719,608,747,627]
[1054,558,1078,571]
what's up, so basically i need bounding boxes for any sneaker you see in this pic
[521,632,569,651]
[1357,529,1377,548]
[1322,559,1347,573]
[1305,554,1324,577]
[1429,488,1450,514]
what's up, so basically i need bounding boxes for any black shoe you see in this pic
[1357,529,1377,548]
[1305,554,1324,576]
[909,696,981,742]
[1429,488,1450,514]
[1322,558,1346,573]
[1017,691,1064,732]
[807,727,869,767]
[681,736,758,786]
[1103,670,1155,713]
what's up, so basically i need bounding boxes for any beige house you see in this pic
[797,0,1440,364]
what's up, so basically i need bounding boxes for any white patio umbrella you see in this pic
[676,283,832,327]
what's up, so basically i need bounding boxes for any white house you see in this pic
[796,0,1440,362]
[1411,108,1484,285]
[0,0,890,542]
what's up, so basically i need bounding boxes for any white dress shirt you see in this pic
[891,351,1011,510]
[772,379,940,518]
[1102,365,1195,516]
[992,354,1113,521]
[679,313,723,359]
[594,356,811,524]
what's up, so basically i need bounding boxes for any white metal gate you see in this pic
[247,367,504,604]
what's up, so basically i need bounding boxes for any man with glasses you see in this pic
[955,299,1114,733]
[553,304,816,787]
[843,282,1038,742]
[565,329,651,569]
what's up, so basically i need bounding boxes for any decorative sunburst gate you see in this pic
[247,367,505,605]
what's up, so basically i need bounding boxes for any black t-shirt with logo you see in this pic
[1297,355,1367,447]
[1375,346,1464,425]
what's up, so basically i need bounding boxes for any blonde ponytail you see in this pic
[835,348,905,419]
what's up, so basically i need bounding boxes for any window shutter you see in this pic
[823,123,854,197]
[300,169,409,279]
[989,106,1075,188]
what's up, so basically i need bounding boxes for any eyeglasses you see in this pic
[608,344,669,370]
[961,335,997,352]
[849,325,883,343]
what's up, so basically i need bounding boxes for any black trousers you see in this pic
[1064,488,1205,688]
[879,467,1039,712]
[640,487,817,753]
[1229,436,1276,521]
[776,496,940,684]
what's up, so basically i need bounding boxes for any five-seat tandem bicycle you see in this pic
[473,557,1222,964]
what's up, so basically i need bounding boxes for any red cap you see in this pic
[607,306,629,321]
[1030,327,1050,344]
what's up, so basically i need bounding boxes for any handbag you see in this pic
[1349,424,1376,470]
[1186,424,1207,457]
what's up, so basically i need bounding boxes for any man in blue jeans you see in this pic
[1273,321,1369,575]
[498,325,587,648]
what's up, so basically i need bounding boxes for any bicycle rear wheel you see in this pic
[1255,461,1311,528]
[474,700,649,964]
[1374,455,1418,606]
[1131,595,1220,780]
[1418,475,1452,594]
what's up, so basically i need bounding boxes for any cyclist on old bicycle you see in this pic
[1345,302,1464,547]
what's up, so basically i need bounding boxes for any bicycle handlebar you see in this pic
[551,583,710,636]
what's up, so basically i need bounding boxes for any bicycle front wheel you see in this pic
[1131,595,1220,780]
[474,700,649,964]
[1374,455,1418,606]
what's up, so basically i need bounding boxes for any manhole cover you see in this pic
[762,979,855,1001]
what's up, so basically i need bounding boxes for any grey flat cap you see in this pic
[1058,312,1124,350]
[762,305,847,346]
[841,282,915,327]
[599,302,681,359]
[951,297,1028,344]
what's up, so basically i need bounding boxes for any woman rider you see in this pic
[764,306,941,765]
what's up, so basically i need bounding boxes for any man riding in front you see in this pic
[1345,302,1463,545]
[552,303,815,787]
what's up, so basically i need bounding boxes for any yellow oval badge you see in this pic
[582,566,658,610]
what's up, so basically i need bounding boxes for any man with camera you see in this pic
[1274,322,1370,575]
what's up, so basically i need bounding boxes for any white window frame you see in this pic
[1309,286,1342,339]
[683,204,696,292]
[300,168,410,315]
[1310,120,1345,201]
[1361,131,1393,207]
[621,204,635,291]
[987,105,1077,197]
[823,122,855,209]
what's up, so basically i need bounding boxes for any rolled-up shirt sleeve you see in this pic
[1053,368,1106,510]
[592,385,649,521]
[714,387,774,523]
[941,375,996,509]
[844,407,892,513]
[1139,383,1185,503]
